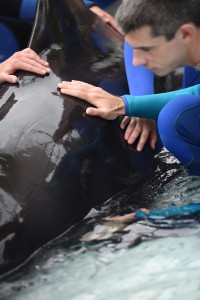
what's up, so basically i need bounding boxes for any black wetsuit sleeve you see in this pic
[1,0,22,18]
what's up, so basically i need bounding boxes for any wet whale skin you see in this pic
[0,0,156,275]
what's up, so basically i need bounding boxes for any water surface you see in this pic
[1,149,200,300]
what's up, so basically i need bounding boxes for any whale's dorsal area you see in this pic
[0,0,156,276]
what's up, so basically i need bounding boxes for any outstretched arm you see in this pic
[123,84,200,119]
[58,81,200,119]
[0,48,50,83]
[83,0,123,35]
[90,6,122,34]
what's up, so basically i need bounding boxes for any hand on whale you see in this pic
[58,80,125,120]
[0,48,50,84]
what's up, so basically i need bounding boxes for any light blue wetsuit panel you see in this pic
[122,84,200,119]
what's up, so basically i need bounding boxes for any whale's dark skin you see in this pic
[0,0,159,276]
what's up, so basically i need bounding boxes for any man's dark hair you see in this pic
[115,0,200,40]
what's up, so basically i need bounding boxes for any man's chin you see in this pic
[153,69,172,77]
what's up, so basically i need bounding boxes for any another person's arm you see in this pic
[0,48,50,83]
[83,0,122,34]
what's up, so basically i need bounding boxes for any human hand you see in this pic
[120,116,157,151]
[0,48,50,83]
[90,6,123,36]
[58,80,125,120]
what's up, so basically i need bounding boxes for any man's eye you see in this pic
[142,48,150,52]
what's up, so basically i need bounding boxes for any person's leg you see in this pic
[158,94,200,175]
[19,0,37,21]
[0,22,20,62]
[0,0,36,62]
[1,0,36,20]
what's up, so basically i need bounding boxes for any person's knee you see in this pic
[158,95,200,170]
[158,95,200,145]
[157,98,178,149]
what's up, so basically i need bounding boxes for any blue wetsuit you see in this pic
[124,42,200,176]
[0,0,37,62]
[121,84,200,176]
[83,0,117,9]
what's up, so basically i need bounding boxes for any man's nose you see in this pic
[132,50,147,66]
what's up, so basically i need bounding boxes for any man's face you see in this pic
[125,25,189,76]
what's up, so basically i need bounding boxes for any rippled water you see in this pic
[1,149,200,300]
[2,235,200,300]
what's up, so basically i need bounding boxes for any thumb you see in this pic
[0,74,18,84]
[86,107,101,116]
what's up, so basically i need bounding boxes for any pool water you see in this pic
[1,149,200,300]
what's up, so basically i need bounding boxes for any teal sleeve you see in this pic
[122,84,200,119]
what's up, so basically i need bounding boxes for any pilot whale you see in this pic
[0,0,158,276]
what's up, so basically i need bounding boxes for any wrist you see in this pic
[120,96,129,115]
[114,97,125,117]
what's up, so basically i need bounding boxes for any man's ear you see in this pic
[178,23,196,43]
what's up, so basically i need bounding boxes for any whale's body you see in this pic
[0,0,156,276]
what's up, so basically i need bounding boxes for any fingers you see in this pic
[136,129,150,151]
[60,80,93,89]
[0,74,18,84]
[122,117,138,144]
[120,116,131,129]
[58,80,125,120]
[2,48,50,76]
[13,58,50,75]
[126,122,149,151]
[149,129,157,150]
[12,49,51,75]
[21,48,49,67]
[122,118,156,152]
[58,81,103,105]
[136,120,157,151]
[86,107,112,119]
[58,81,94,102]
[124,118,137,143]
[0,48,50,83]
[86,107,98,116]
